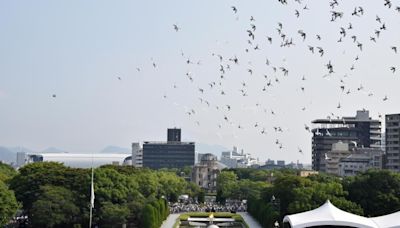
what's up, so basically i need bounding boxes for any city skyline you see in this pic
[1,1,400,164]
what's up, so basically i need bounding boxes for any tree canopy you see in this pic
[344,169,400,216]
[0,180,19,227]
[30,185,80,227]
[9,162,191,227]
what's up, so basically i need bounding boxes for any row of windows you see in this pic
[387,116,400,121]
[386,147,400,150]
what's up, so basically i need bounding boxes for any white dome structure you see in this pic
[207,225,219,228]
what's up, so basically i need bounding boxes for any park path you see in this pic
[160,213,180,228]
[238,212,262,228]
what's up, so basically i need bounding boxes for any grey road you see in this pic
[238,212,262,228]
[160,213,180,228]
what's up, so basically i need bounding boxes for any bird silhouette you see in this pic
[231,6,237,14]
[295,10,300,18]
[383,95,388,101]
[317,47,324,56]
[173,24,180,32]
[298,30,306,41]
[384,0,392,8]
[247,30,255,40]
[339,27,346,37]
[376,15,382,23]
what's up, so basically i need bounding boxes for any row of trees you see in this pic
[0,162,19,227]
[4,162,202,227]
[216,168,400,227]
[142,198,169,228]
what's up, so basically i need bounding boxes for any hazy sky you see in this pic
[1,0,400,163]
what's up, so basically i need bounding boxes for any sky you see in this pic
[1,0,400,164]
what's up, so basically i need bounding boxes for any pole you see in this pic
[89,152,94,228]
[89,167,94,228]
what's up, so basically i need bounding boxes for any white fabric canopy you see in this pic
[283,200,378,228]
[370,211,400,228]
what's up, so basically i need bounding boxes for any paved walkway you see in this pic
[238,212,262,228]
[160,213,180,228]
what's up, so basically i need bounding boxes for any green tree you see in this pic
[131,170,159,197]
[0,162,17,182]
[287,181,363,215]
[273,174,306,217]
[9,162,69,213]
[236,179,268,200]
[186,181,201,198]
[30,185,79,228]
[99,202,130,227]
[94,167,143,205]
[94,167,147,226]
[197,190,205,203]
[157,171,186,201]
[216,171,239,202]
[0,180,19,226]
[142,204,156,228]
[344,170,400,216]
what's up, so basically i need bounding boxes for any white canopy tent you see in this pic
[370,211,400,228]
[283,200,378,228]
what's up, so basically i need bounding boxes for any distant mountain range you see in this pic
[0,147,18,164]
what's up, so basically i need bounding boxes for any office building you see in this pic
[385,114,400,172]
[338,150,383,177]
[142,128,195,169]
[312,110,381,171]
[325,141,383,176]
[131,142,143,167]
[325,142,351,175]
[16,152,26,168]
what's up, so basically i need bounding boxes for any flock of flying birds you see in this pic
[49,0,400,157]
[167,0,400,156]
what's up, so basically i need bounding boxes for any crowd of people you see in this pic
[169,200,247,214]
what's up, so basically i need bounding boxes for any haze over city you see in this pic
[1,0,400,164]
